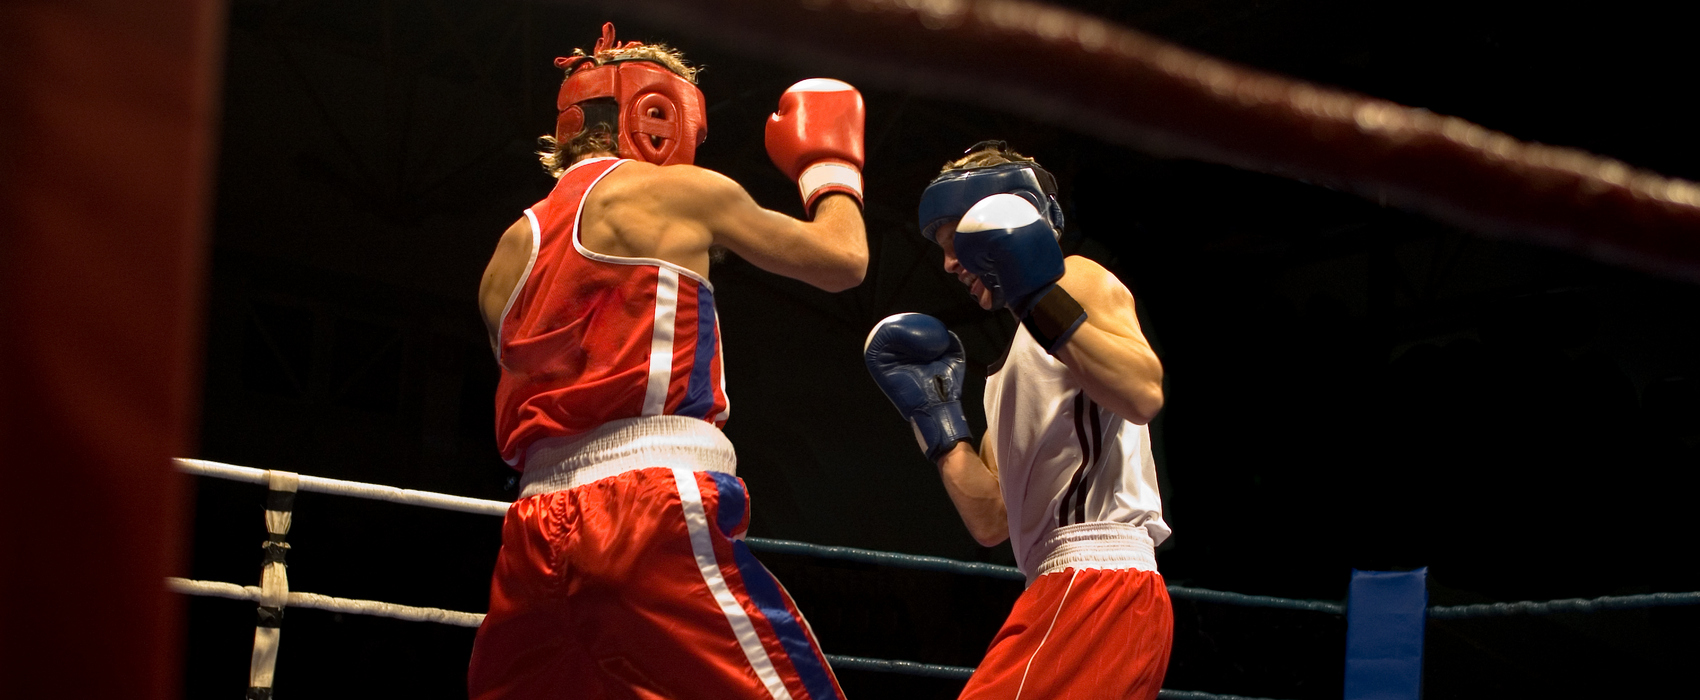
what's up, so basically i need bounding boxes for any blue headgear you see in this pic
[917,160,1064,244]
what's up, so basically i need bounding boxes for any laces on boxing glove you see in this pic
[864,313,974,463]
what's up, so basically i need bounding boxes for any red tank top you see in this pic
[494,158,730,466]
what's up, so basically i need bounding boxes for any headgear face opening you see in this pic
[554,23,707,166]
[917,161,1065,243]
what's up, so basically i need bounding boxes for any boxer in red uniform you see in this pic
[469,23,866,700]
[865,142,1171,700]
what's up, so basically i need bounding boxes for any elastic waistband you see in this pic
[519,416,736,499]
[1027,521,1157,584]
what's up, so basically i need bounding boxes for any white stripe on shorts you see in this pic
[671,468,792,700]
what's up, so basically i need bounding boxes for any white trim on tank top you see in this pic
[494,209,543,368]
[570,158,715,291]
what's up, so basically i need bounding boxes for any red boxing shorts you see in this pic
[961,567,1173,700]
[468,467,844,700]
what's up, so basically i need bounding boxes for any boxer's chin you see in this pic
[969,280,995,310]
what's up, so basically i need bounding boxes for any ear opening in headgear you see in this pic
[577,99,619,139]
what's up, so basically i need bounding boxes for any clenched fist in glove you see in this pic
[864,313,972,462]
[766,78,865,215]
[955,194,1087,354]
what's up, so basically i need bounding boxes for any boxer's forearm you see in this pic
[798,195,869,290]
[699,174,867,292]
[936,442,1008,547]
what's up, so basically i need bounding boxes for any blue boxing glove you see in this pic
[954,194,1087,353]
[954,193,1064,316]
[863,313,973,462]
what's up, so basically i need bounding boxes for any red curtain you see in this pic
[0,1,222,697]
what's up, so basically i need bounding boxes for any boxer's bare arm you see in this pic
[937,440,1007,546]
[1053,256,1165,424]
[478,216,533,349]
[655,166,868,292]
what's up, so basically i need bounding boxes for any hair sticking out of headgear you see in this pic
[919,141,1065,242]
[942,141,1045,182]
[553,23,699,84]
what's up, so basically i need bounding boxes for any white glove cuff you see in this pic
[798,162,863,207]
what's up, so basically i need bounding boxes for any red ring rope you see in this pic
[633,0,1700,281]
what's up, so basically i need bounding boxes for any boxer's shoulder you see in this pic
[1059,256,1122,295]
[597,161,743,211]
[1057,255,1137,321]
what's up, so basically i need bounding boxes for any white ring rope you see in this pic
[168,577,486,628]
[175,458,508,517]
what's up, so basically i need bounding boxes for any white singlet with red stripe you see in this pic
[983,323,1171,583]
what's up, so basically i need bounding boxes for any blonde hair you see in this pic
[942,141,1040,173]
[538,43,700,177]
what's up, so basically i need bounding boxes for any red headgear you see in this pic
[554,23,707,166]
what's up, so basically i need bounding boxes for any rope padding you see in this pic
[175,458,508,516]
[168,577,485,628]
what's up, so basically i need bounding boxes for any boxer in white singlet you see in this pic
[865,142,1172,699]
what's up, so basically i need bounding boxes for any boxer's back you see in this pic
[492,156,729,467]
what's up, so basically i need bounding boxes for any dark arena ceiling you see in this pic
[182,0,1699,698]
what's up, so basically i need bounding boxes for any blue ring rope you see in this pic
[745,537,1700,618]
[823,655,1283,700]
[1428,591,1700,618]
[1157,691,1286,700]
[744,537,1344,613]
[745,537,1025,581]
[824,654,974,680]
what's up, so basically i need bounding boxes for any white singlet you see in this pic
[984,324,1171,583]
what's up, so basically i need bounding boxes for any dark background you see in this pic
[181,0,1700,698]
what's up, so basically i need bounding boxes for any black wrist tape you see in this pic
[1022,286,1088,355]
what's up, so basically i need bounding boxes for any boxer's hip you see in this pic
[1026,521,1158,584]
[517,415,736,498]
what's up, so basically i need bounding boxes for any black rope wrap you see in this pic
[265,488,296,513]
[261,541,290,566]
[255,606,284,628]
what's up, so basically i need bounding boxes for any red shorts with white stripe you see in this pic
[467,467,844,700]
[960,567,1172,700]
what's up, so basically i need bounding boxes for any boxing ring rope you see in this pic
[1426,592,1700,619]
[167,577,486,628]
[618,0,1700,283]
[173,457,1700,697]
[177,458,508,517]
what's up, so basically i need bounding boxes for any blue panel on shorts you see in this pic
[708,471,744,539]
[732,541,841,700]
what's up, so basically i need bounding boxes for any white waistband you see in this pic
[1026,521,1158,584]
[518,416,737,499]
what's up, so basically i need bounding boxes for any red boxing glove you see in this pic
[765,78,865,214]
